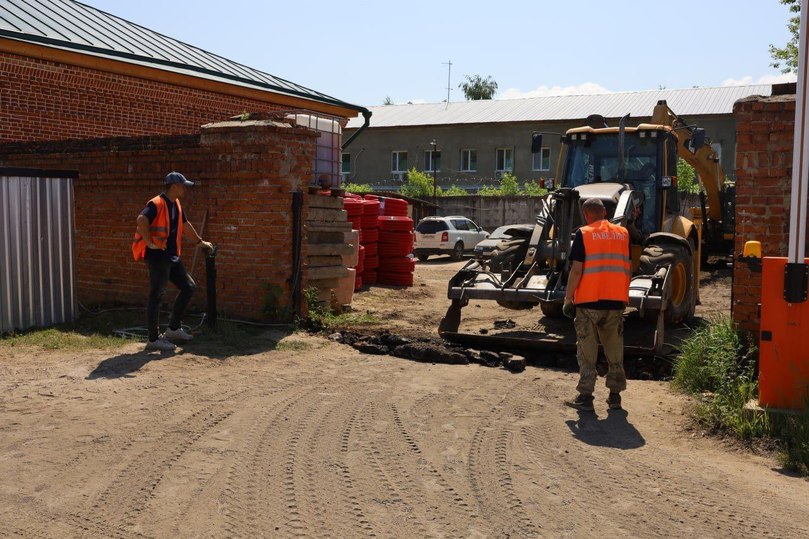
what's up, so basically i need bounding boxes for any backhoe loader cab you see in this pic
[559,126,683,237]
[439,109,707,355]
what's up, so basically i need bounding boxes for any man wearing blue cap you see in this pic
[133,172,212,351]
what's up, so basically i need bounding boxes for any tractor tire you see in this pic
[487,239,528,273]
[638,242,696,325]
[540,301,564,319]
[451,242,464,261]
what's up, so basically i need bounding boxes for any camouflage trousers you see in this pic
[573,308,627,396]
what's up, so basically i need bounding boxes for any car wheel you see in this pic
[451,242,464,261]
[417,254,429,262]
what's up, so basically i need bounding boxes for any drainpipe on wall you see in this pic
[341,110,372,150]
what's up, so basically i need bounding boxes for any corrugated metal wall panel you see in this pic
[0,173,77,333]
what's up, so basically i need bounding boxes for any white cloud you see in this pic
[722,73,797,86]
[498,82,612,100]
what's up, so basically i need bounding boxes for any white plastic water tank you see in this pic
[288,113,343,187]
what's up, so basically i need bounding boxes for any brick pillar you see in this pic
[732,94,796,332]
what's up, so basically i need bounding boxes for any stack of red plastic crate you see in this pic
[377,195,415,286]
[360,195,381,285]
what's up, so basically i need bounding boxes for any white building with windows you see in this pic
[341,85,772,192]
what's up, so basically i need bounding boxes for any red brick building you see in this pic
[0,0,368,323]
[0,1,366,142]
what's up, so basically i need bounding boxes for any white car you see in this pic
[414,216,489,261]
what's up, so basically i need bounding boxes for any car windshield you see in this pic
[416,220,449,233]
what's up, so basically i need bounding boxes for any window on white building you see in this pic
[460,149,477,172]
[391,151,408,173]
[496,148,514,171]
[424,150,441,172]
[532,147,551,171]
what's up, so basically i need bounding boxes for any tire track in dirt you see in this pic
[76,389,245,537]
[389,402,479,528]
[158,385,291,537]
[298,389,376,538]
[466,380,543,538]
[57,390,200,499]
[350,397,486,537]
[0,494,146,539]
[336,401,377,537]
[519,411,809,538]
[352,401,432,537]
[218,388,315,537]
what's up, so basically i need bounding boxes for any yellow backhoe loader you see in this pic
[438,100,731,355]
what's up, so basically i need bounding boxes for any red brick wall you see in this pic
[732,94,802,331]
[0,50,291,142]
[0,120,317,320]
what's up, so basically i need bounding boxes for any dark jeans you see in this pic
[146,257,196,341]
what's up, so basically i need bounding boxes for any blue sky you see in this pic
[82,0,797,107]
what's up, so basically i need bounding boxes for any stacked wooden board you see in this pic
[306,194,354,310]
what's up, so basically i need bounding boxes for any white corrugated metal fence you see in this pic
[0,168,77,333]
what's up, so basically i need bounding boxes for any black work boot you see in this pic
[565,394,595,411]
[607,392,622,410]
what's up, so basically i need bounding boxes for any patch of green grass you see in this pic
[674,317,809,475]
[673,317,766,440]
[2,327,132,351]
[673,317,754,395]
[275,339,313,352]
[301,287,380,332]
[773,403,809,475]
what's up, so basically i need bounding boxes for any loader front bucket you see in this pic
[440,309,667,358]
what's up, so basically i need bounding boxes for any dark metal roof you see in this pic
[0,0,365,113]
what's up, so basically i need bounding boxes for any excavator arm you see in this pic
[651,100,726,223]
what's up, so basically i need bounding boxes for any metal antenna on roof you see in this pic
[443,60,452,109]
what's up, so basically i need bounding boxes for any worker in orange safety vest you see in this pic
[563,198,631,412]
[133,172,212,352]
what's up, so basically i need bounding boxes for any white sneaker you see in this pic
[145,335,177,352]
[164,327,194,343]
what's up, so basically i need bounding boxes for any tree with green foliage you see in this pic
[477,173,548,196]
[677,158,700,194]
[343,182,375,195]
[770,0,801,73]
[522,179,549,196]
[458,74,498,100]
[400,168,441,199]
[444,185,468,196]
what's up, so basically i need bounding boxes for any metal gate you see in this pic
[0,168,78,333]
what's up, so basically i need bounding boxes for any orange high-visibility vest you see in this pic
[132,195,184,261]
[573,220,630,305]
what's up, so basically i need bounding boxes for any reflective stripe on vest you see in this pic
[573,220,631,305]
[131,195,183,261]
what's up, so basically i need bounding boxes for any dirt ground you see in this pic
[2,258,808,538]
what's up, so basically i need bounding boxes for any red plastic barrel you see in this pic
[378,240,413,258]
[362,270,378,285]
[365,254,380,270]
[379,256,416,273]
[355,245,366,274]
[378,215,413,231]
[381,197,408,217]
[378,271,415,287]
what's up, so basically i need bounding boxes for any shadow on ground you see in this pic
[565,409,646,449]
[87,350,176,379]
[87,323,294,379]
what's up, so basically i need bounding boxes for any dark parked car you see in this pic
[474,224,534,271]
